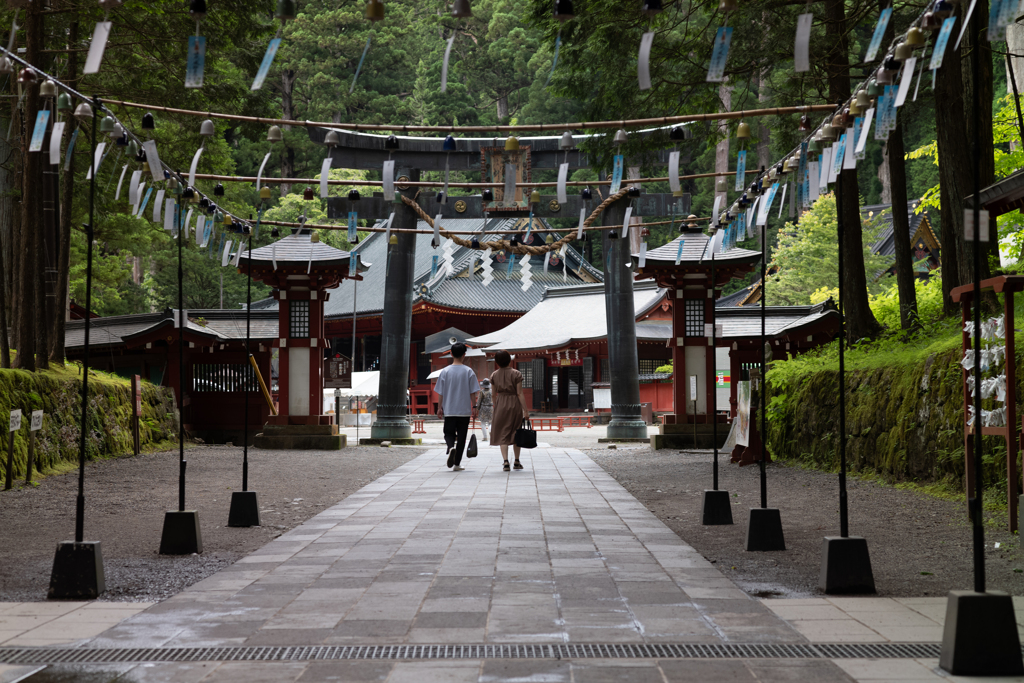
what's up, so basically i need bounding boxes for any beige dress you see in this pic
[490,367,525,446]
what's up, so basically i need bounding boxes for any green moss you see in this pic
[0,364,178,486]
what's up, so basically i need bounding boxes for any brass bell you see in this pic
[894,42,913,61]
[736,121,751,138]
[366,0,385,21]
[855,89,872,108]
[311,232,321,243]
[504,136,519,151]
[389,234,398,245]
[554,0,574,22]
[906,26,926,47]
[719,0,738,10]
[267,125,283,142]
[39,79,57,98]
[529,189,541,204]
[451,0,472,18]
[260,186,272,201]
[849,99,862,116]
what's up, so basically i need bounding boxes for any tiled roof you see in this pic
[638,233,762,266]
[715,301,838,339]
[717,284,756,308]
[65,309,279,349]
[468,281,666,352]
[862,202,935,257]
[240,232,366,270]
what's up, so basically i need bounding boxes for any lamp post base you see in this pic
[370,418,413,441]
[159,510,203,555]
[48,541,105,600]
[702,489,733,525]
[606,418,648,441]
[940,590,1023,675]
[228,491,261,528]
[745,508,785,551]
[819,536,876,594]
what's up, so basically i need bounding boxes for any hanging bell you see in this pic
[560,131,574,150]
[855,89,872,108]
[0,57,12,75]
[849,98,862,116]
[608,230,619,239]
[74,102,93,122]
[627,186,641,197]
[98,0,123,8]
[471,237,481,250]
[260,186,272,201]
[768,165,778,180]
[906,26,926,47]
[128,139,139,157]
[809,138,823,152]
[213,209,224,225]
[322,130,340,147]
[182,186,195,200]
[142,112,155,130]
[613,128,628,146]
[782,158,792,173]
[922,11,941,30]
[739,193,749,207]
[736,121,751,138]
[866,79,881,96]
[350,233,359,245]
[56,92,72,111]
[882,55,901,72]
[384,133,399,150]
[933,0,953,19]
[224,213,233,227]
[190,0,207,18]
[200,119,215,136]
[199,196,210,209]
[348,189,361,201]
[719,0,738,10]
[17,68,37,84]
[553,0,575,22]
[214,182,225,197]
[799,114,811,132]
[529,189,541,204]
[167,177,181,194]
[366,0,385,21]
[776,162,785,176]
[442,134,457,152]
[876,65,894,85]
[276,0,297,20]
[670,126,689,141]
[303,186,315,201]
[716,177,728,193]
[580,187,592,200]
[99,115,115,134]
[389,234,398,245]
[821,123,836,141]
[504,136,519,151]
[271,227,281,238]
[267,125,283,142]
[435,191,445,203]
[116,131,129,146]
[451,0,472,18]
[510,235,521,247]
[110,123,124,140]
[894,42,913,61]
[831,113,845,129]
[39,79,57,99]
[482,188,494,201]
[641,0,662,16]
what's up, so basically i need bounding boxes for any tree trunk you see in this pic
[715,85,732,209]
[887,113,920,331]
[0,194,8,369]
[824,0,880,340]
[935,8,966,315]
[756,72,771,172]
[496,93,509,121]
[52,21,77,362]
[278,69,297,196]
[877,144,891,204]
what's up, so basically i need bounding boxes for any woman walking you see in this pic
[476,378,493,441]
[489,350,530,472]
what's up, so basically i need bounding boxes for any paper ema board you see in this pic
[30,410,43,431]
[9,409,21,432]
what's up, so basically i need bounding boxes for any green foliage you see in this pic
[869,272,947,331]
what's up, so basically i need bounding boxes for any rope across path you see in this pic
[400,188,631,256]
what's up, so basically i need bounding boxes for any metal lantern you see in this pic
[642,0,662,16]
[325,130,341,147]
[214,182,225,197]
[39,79,57,99]
[303,186,315,200]
[505,136,519,151]
[74,102,94,123]
[560,131,574,150]
[906,26,926,47]
[267,125,283,142]
[260,186,272,201]
[894,42,913,61]
[384,134,399,150]
[17,68,37,84]
[57,92,72,111]
[613,128,628,146]
[348,189,361,201]
[443,134,457,152]
[553,0,575,22]
[736,121,751,138]
[451,0,472,18]
[529,189,541,204]
[200,119,215,136]
[580,187,592,200]
[142,112,155,130]
[0,57,13,75]
[277,0,297,20]
[482,188,494,201]
[366,0,385,21]
[190,0,207,18]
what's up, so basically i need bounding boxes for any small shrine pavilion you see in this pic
[239,232,366,449]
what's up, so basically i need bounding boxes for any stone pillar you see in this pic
[370,167,419,442]
[602,196,648,440]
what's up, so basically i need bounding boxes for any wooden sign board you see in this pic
[481,146,530,211]
[132,375,142,417]
[9,409,21,432]
[324,354,353,389]
[30,410,43,431]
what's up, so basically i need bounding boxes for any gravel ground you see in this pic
[0,444,423,603]
[587,446,1024,598]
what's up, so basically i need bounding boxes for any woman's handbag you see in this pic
[466,434,478,458]
[514,419,537,449]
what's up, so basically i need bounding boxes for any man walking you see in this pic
[434,343,480,471]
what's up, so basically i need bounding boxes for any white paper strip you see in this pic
[577,208,585,239]
[638,31,655,90]
[809,161,820,201]
[163,198,175,230]
[134,183,145,216]
[433,213,442,248]
[153,189,166,222]
[85,142,106,180]
[827,141,842,184]
[128,170,142,204]
[821,147,834,185]
[777,183,788,218]
[383,160,395,197]
[964,208,991,241]
[320,157,332,198]
[384,211,395,244]
[712,196,722,227]
[788,180,796,218]
[142,140,162,181]
[843,129,856,170]
[442,155,450,201]
[955,0,979,51]
[48,121,64,165]
[856,109,875,154]
[894,57,916,107]
[114,163,129,199]
[222,240,233,267]
[184,209,194,240]
[747,198,758,230]
[83,22,111,74]
[233,242,243,267]
[794,13,812,72]
[622,207,632,241]
[668,150,680,193]
[195,216,204,246]
[638,242,648,267]
[271,245,277,270]
[187,146,204,188]
[440,35,456,93]
[557,162,569,204]
[256,151,271,193]
[503,163,516,205]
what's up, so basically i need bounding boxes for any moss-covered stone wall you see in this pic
[0,368,178,481]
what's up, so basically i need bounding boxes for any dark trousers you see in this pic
[443,416,471,466]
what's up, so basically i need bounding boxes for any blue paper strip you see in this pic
[706,27,733,82]
[63,128,78,172]
[348,211,357,242]
[931,17,956,70]
[431,254,438,277]
[349,36,371,94]
[349,254,357,276]
[506,253,516,275]
[610,155,624,194]
[137,187,154,217]
[186,36,206,88]
[675,240,685,264]
[865,8,892,63]
[734,150,747,192]
[251,38,281,91]
[29,110,49,152]
[546,34,561,86]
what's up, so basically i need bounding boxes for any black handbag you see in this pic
[514,419,537,449]
[466,434,478,458]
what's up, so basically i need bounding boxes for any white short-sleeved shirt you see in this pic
[435,364,481,417]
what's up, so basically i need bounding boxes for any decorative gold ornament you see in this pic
[454,199,468,213]
[548,199,561,212]
[396,175,410,190]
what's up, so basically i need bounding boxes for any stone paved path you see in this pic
[4,447,1019,681]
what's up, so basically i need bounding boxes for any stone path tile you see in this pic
[0,602,152,647]
[80,447,801,649]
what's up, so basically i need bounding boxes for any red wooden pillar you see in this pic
[671,285,687,424]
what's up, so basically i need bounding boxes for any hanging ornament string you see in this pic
[400,187,629,254]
